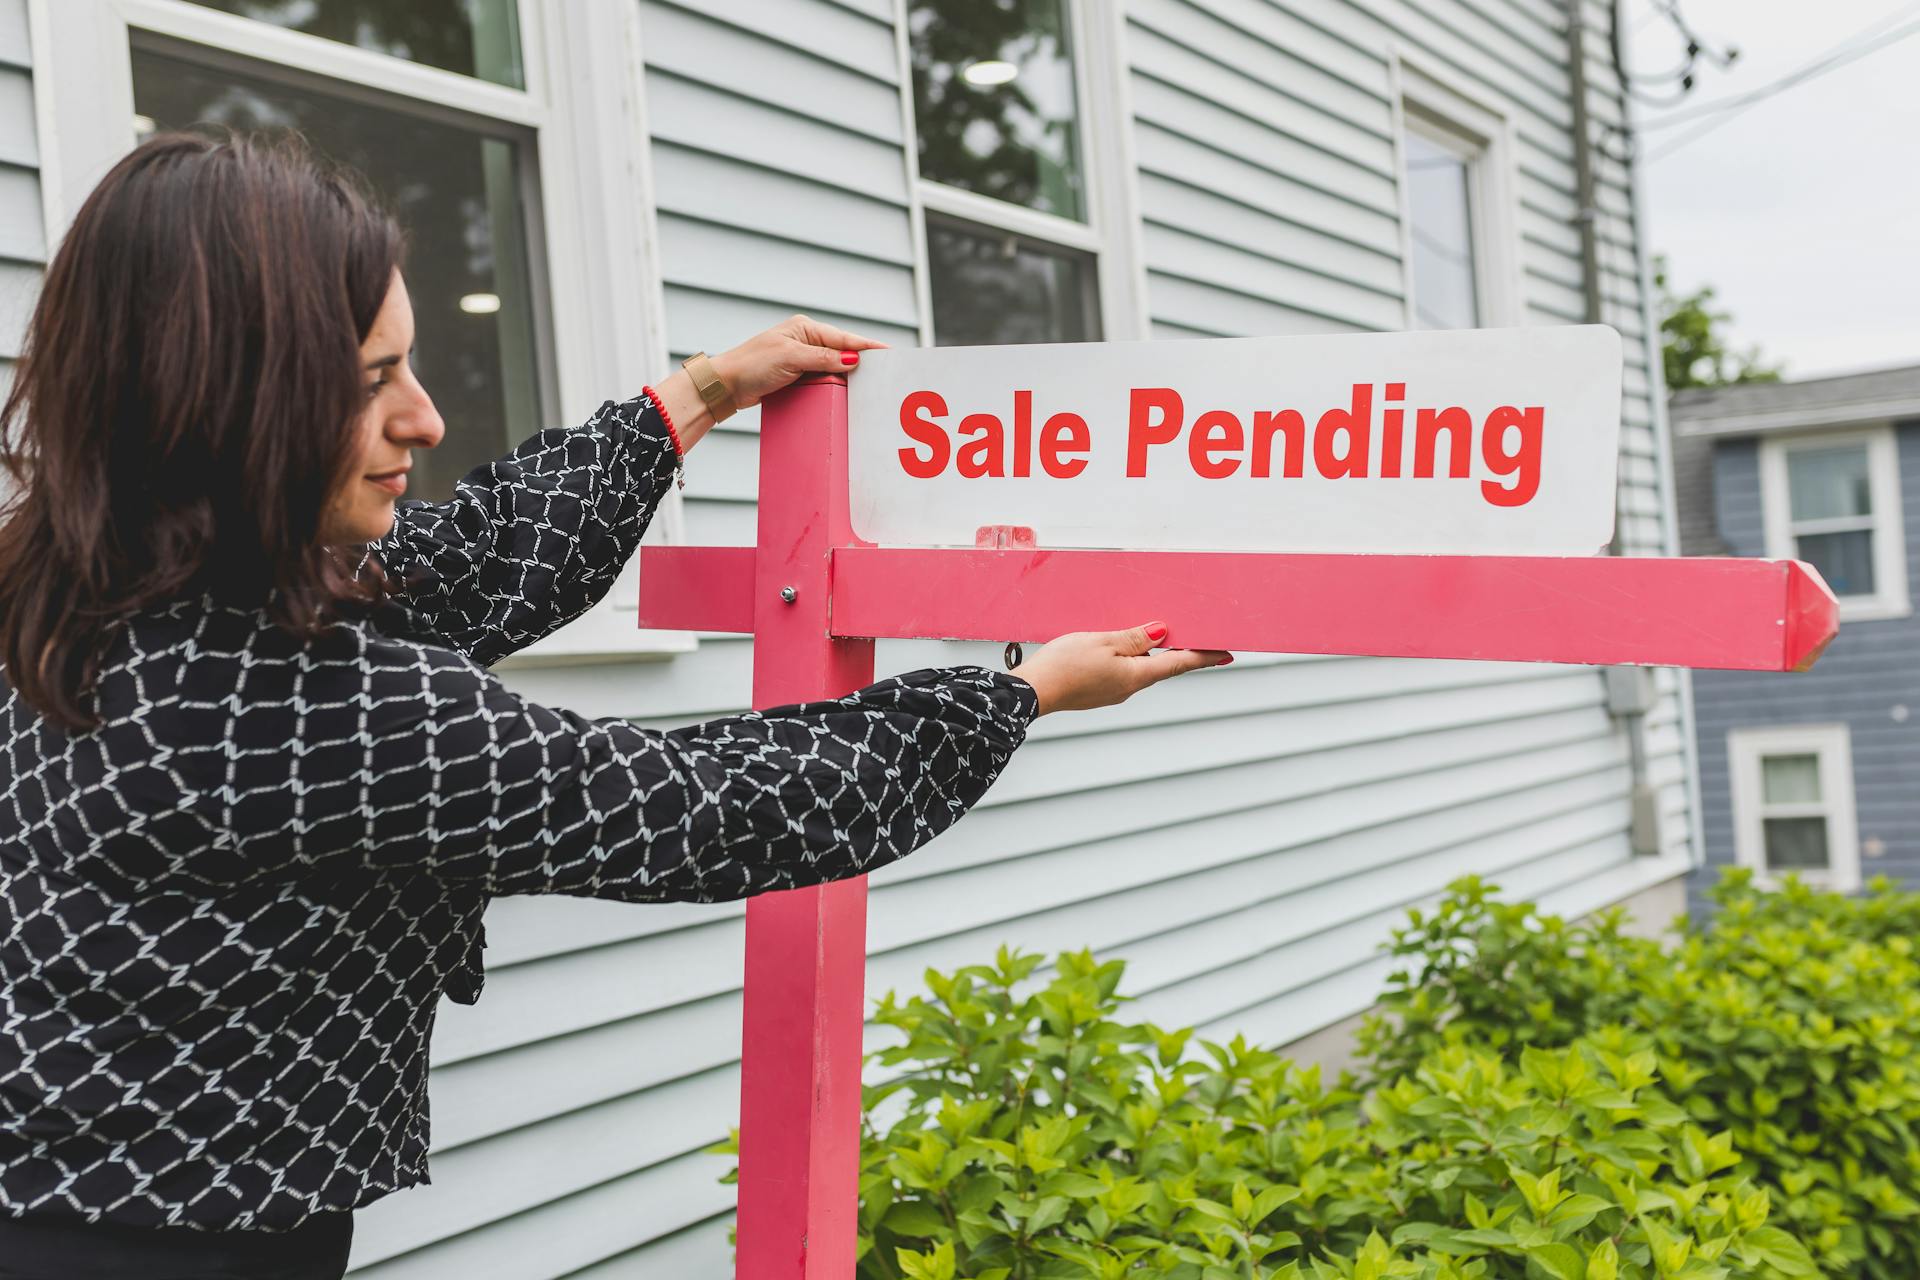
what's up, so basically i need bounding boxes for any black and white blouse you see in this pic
[0,392,1038,1231]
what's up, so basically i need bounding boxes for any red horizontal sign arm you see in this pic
[636,545,757,634]
[827,548,1839,673]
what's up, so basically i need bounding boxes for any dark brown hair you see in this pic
[0,131,402,730]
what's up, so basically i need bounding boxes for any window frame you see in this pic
[1758,424,1910,623]
[1726,723,1862,893]
[896,0,1149,347]
[27,0,693,662]
[1389,54,1521,331]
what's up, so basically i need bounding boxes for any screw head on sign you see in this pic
[780,586,797,604]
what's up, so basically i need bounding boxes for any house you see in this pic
[1672,365,1919,905]
[0,0,1695,1274]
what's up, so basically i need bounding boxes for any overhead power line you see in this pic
[1611,0,1741,108]
[1644,5,1920,160]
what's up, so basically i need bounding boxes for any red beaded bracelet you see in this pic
[643,385,684,456]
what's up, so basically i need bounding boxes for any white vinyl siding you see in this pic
[0,0,40,397]
[0,0,1694,1275]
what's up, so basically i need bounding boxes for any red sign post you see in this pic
[637,372,1838,1277]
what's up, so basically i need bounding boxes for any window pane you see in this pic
[1761,753,1822,804]
[1795,529,1877,597]
[1763,816,1830,870]
[909,0,1084,221]
[133,49,544,505]
[1786,443,1872,521]
[928,218,1097,346]
[1404,128,1479,330]
[183,0,524,87]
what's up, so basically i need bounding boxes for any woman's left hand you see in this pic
[711,314,888,411]
[654,314,886,454]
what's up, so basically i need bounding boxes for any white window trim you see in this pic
[895,0,1149,346]
[1758,424,1910,623]
[1387,52,1522,331]
[26,0,693,664]
[1726,723,1862,893]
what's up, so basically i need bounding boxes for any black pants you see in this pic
[0,1211,351,1279]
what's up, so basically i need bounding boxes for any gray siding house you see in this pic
[1674,366,1920,906]
[2,0,1696,1274]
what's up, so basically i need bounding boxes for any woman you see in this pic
[0,133,1226,1277]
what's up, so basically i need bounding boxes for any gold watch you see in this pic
[680,351,739,424]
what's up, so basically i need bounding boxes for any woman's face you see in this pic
[319,270,445,545]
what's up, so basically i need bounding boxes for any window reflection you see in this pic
[1784,444,1878,596]
[1786,444,1872,521]
[927,217,1097,346]
[132,48,544,504]
[183,0,524,87]
[1404,128,1479,330]
[1796,530,1876,596]
[1763,815,1830,869]
[909,0,1085,221]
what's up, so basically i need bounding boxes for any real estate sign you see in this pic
[848,325,1624,557]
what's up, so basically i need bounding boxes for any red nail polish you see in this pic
[1218,654,1235,665]
[840,351,858,366]
[1145,624,1169,644]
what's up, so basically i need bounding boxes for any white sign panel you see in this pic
[847,326,1623,556]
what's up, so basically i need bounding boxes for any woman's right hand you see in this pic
[1008,623,1232,716]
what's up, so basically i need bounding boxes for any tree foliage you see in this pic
[1657,255,1784,391]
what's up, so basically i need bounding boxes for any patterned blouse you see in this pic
[0,393,1038,1231]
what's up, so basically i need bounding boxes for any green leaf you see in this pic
[1186,1198,1238,1226]
[1523,1242,1586,1280]
[1736,1225,1819,1277]
[1026,1195,1071,1234]
[1548,1193,1615,1234]
[1252,1183,1303,1221]
[1038,1172,1108,1198]
[882,1200,950,1239]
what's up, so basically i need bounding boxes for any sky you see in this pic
[1628,0,1920,379]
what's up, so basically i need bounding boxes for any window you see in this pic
[1727,724,1861,892]
[1393,61,1519,331]
[180,0,526,86]
[1402,125,1479,330]
[903,0,1143,346]
[37,0,689,660]
[1759,427,1910,621]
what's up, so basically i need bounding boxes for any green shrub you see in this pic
[1362,869,1920,1278]
[718,946,1816,1279]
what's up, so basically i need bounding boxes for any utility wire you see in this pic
[1645,7,1920,160]
[1613,0,1739,106]
[1642,0,1920,126]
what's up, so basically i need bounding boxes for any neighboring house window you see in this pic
[1394,62,1519,330]
[1759,427,1910,621]
[1727,724,1862,892]
[904,0,1144,345]
[37,0,689,660]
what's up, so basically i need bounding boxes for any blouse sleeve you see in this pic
[173,622,1039,901]
[363,390,680,666]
